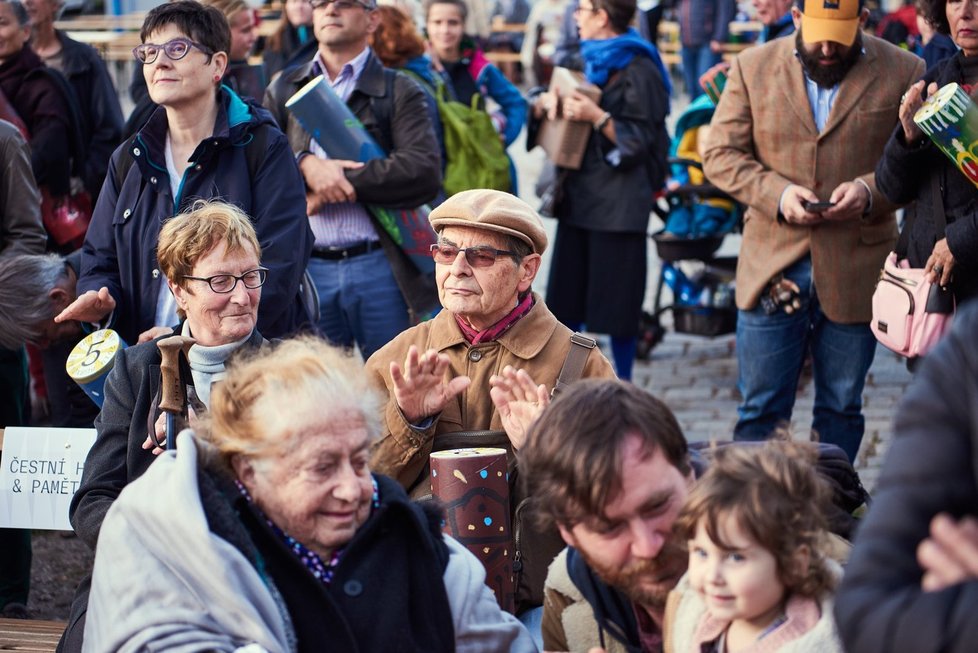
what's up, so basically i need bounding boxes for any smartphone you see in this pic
[803,201,836,212]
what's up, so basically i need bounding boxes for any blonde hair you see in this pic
[158,198,261,279]
[197,336,383,464]
[675,440,836,599]
[201,0,249,21]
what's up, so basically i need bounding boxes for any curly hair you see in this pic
[674,440,836,599]
[371,5,426,69]
[916,0,951,35]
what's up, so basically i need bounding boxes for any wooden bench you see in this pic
[0,617,65,652]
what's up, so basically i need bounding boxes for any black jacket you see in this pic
[835,301,978,653]
[531,55,670,234]
[56,31,124,199]
[875,52,978,303]
[264,51,441,319]
[226,473,455,652]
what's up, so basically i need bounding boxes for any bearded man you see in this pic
[518,379,694,652]
[702,0,923,464]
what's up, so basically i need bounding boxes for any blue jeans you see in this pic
[308,248,411,360]
[734,256,877,462]
[680,45,721,100]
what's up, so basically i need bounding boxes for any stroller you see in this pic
[637,94,743,359]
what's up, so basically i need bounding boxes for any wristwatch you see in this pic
[593,112,612,132]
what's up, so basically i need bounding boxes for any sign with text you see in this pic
[0,427,97,530]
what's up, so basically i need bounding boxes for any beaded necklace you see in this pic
[236,475,380,587]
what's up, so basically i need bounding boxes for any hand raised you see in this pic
[54,287,116,325]
[390,345,471,424]
[918,513,978,592]
[489,366,549,450]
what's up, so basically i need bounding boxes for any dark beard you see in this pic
[796,29,862,88]
[576,537,689,609]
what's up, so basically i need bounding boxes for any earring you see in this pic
[214,74,222,82]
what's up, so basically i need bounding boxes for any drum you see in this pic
[66,329,127,407]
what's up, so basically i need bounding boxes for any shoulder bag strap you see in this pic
[552,332,597,397]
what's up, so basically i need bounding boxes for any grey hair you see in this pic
[0,254,69,349]
[1,0,30,26]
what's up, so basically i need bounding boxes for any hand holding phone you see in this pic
[803,200,836,212]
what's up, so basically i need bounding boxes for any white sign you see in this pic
[0,427,97,530]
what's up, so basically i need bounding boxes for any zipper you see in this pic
[877,278,914,313]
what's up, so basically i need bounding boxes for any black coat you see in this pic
[875,52,978,303]
[551,55,669,234]
[57,31,124,200]
[835,302,978,653]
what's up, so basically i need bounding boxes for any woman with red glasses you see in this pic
[56,0,312,351]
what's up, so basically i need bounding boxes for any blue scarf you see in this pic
[580,28,672,96]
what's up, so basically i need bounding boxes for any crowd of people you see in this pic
[1,0,978,649]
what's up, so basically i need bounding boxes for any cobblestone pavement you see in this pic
[630,334,913,493]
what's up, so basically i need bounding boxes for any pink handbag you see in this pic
[871,252,955,358]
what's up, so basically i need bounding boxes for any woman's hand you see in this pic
[137,326,175,344]
[562,90,602,124]
[390,345,471,424]
[918,513,978,592]
[533,90,559,121]
[55,287,116,325]
[899,80,938,145]
[489,366,550,450]
[925,237,956,286]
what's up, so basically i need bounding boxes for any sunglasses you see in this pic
[430,243,517,267]
[133,37,214,65]
[310,0,375,9]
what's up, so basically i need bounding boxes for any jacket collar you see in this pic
[566,546,642,652]
[425,293,560,360]
[286,48,386,98]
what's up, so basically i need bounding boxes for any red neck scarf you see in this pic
[455,293,535,345]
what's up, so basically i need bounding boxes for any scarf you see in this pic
[183,322,250,408]
[581,28,672,96]
[455,292,535,344]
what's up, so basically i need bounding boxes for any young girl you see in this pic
[665,441,845,653]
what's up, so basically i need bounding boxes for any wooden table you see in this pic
[0,618,66,652]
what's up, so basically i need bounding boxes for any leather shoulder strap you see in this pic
[552,332,597,397]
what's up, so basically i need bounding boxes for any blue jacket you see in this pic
[79,87,313,345]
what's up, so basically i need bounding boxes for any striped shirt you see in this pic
[308,47,377,247]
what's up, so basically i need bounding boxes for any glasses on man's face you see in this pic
[430,243,517,268]
[132,37,214,65]
[310,0,374,10]
[182,268,268,293]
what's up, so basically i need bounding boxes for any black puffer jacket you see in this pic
[875,52,978,303]
[836,301,978,653]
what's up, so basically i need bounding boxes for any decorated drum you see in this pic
[66,329,127,407]
[430,447,514,613]
[914,82,978,188]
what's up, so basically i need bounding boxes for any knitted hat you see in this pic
[428,190,548,255]
[797,0,863,45]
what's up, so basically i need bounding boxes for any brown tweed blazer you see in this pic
[702,34,925,323]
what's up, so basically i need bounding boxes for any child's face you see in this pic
[687,514,787,633]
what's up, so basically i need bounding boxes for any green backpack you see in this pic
[407,70,511,196]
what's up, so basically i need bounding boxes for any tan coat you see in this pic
[367,294,616,493]
[702,35,924,323]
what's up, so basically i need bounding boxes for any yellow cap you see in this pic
[799,0,861,45]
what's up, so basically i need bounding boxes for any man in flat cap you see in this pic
[367,189,615,623]
[702,0,923,464]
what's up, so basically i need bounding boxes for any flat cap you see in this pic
[429,189,548,255]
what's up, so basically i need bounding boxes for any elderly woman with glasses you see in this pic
[56,199,273,653]
[82,336,537,653]
[56,0,312,349]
